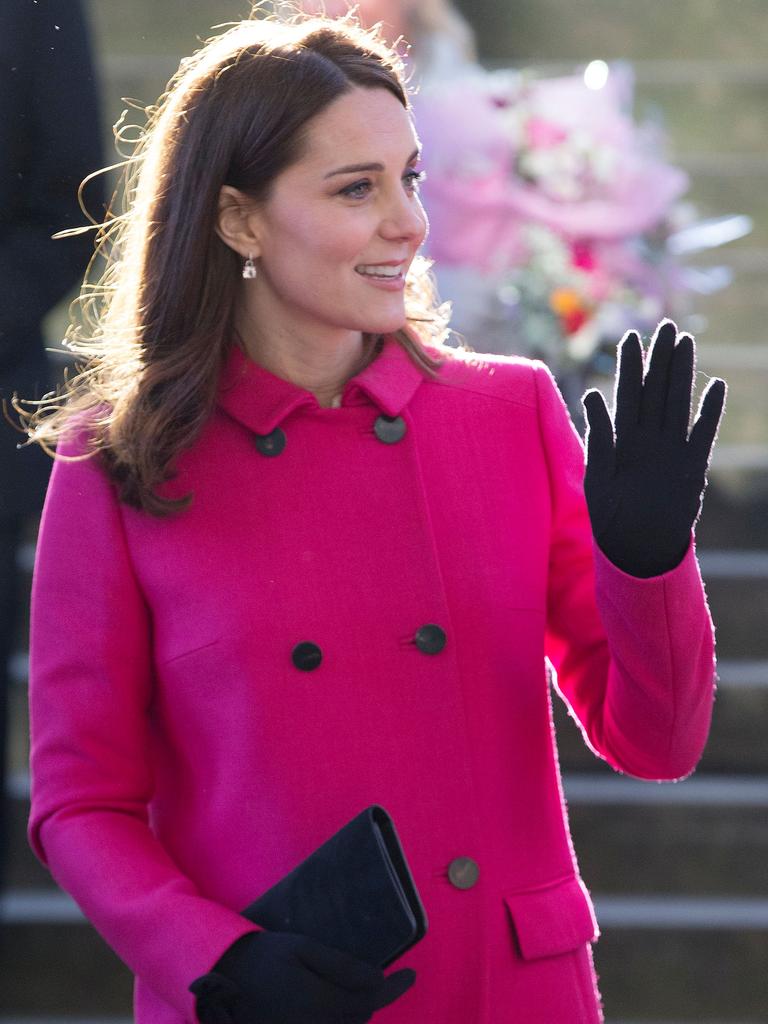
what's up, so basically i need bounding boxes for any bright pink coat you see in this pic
[28,337,716,1023]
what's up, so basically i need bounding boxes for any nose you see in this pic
[379,189,428,245]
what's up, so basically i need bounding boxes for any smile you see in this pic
[354,264,405,278]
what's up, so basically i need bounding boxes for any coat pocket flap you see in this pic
[504,875,599,960]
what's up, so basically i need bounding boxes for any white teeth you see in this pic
[355,264,403,277]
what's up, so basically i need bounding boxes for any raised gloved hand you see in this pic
[582,319,726,578]
[189,930,416,1024]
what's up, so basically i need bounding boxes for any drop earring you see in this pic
[242,253,257,280]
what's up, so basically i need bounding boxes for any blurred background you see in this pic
[1,1,766,1021]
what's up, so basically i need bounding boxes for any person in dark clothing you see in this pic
[0,0,103,890]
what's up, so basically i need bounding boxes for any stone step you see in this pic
[682,172,768,251]
[710,446,768,471]
[555,660,768,774]
[595,896,768,929]
[566,776,768,895]
[7,683,29,780]
[639,73,768,161]
[698,342,768,369]
[594,924,768,1021]
[701,575,768,660]
[686,265,768,347]
[478,0,768,63]
[699,551,768,577]
[0,918,133,1017]
[701,560,768,673]
[696,478,768,550]
[6,797,51,890]
[0,1019,131,1024]
[691,365,768,449]
[0,1020,131,1024]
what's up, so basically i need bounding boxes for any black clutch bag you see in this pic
[241,805,427,968]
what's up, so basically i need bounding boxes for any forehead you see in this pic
[297,87,419,170]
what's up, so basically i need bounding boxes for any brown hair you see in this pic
[20,8,451,516]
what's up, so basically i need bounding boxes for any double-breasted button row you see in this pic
[373,415,407,444]
[414,624,446,655]
[253,428,286,457]
[291,624,446,671]
[291,642,322,672]
[253,416,406,456]
[448,856,480,890]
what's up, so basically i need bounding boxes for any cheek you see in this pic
[274,209,372,269]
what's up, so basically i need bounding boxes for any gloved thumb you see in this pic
[371,967,417,1010]
[189,970,241,1024]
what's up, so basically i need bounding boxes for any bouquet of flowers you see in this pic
[413,62,750,414]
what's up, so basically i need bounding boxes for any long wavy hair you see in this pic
[20,8,451,516]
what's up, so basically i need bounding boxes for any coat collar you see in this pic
[217,334,427,436]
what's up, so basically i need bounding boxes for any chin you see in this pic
[363,321,406,337]
[359,311,408,337]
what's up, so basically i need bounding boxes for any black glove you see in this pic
[582,319,726,578]
[189,930,417,1024]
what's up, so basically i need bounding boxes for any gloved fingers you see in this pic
[295,970,379,1021]
[369,968,417,1011]
[301,966,414,1020]
[613,330,644,439]
[688,377,726,474]
[664,332,695,439]
[296,937,383,991]
[638,320,677,430]
[582,389,615,475]
[323,966,415,1018]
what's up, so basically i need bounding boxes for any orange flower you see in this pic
[549,287,583,316]
[549,288,592,335]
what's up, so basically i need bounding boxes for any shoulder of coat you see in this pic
[423,343,539,409]
[50,402,112,461]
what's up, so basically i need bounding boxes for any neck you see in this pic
[235,319,380,408]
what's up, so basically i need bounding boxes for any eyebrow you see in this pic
[324,148,421,179]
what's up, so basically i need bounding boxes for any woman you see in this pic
[24,10,725,1024]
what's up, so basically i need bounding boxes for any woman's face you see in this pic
[241,86,428,346]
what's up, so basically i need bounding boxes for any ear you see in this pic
[215,185,263,258]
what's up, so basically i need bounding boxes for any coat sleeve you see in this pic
[532,361,716,781]
[27,434,260,1018]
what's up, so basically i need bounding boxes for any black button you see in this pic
[374,415,406,444]
[414,624,446,655]
[448,857,479,890]
[292,642,322,671]
[254,428,286,457]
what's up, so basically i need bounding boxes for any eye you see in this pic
[339,179,372,199]
[404,169,426,193]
